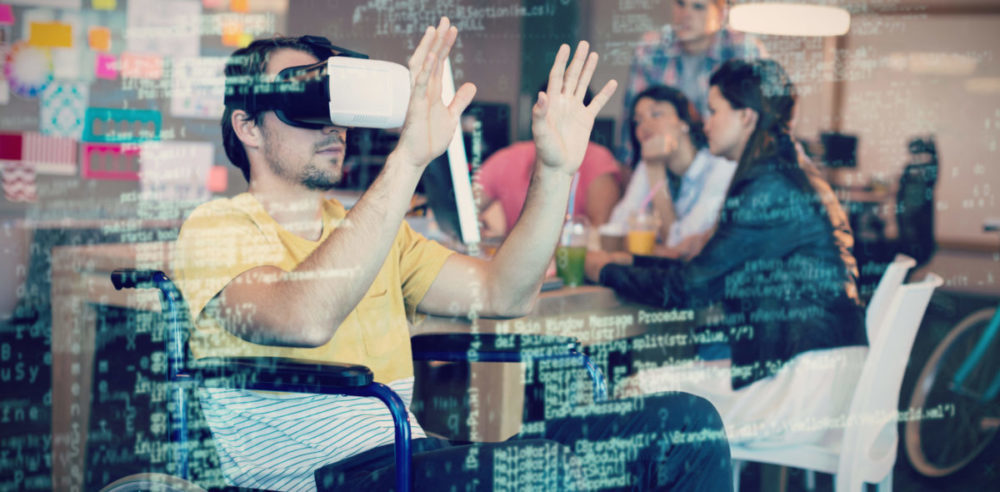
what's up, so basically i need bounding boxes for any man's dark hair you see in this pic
[627,85,708,167]
[221,36,335,182]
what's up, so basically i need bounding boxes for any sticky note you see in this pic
[140,141,214,202]
[23,132,77,176]
[29,22,73,48]
[0,132,23,160]
[0,5,14,26]
[88,26,111,51]
[121,52,164,79]
[203,0,227,8]
[82,107,161,143]
[221,21,243,47]
[207,165,228,192]
[41,83,88,139]
[230,0,249,13]
[52,48,82,80]
[93,0,117,9]
[96,53,118,79]
[1,160,38,203]
[82,143,142,181]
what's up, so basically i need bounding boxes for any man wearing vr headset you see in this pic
[174,17,730,490]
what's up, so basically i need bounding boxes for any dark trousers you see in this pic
[316,392,732,491]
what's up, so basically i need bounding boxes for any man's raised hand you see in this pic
[395,17,477,168]
[532,41,617,175]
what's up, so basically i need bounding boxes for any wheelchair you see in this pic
[101,269,607,491]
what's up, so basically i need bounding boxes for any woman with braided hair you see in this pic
[586,59,869,446]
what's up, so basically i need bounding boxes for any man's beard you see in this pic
[266,154,341,191]
[262,133,343,191]
[299,161,341,191]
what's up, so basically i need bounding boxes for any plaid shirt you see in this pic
[620,26,767,163]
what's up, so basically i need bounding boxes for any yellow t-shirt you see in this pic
[173,193,454,384]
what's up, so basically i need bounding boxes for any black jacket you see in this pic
[600,141,867,389]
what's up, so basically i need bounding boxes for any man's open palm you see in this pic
[532,42,617,175]
[396,17,477,168]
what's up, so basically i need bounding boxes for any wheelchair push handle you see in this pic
[111,269,170,290]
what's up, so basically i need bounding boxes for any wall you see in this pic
[588,0,999,248]
[840,10,1000,246]
[288,0,525,145]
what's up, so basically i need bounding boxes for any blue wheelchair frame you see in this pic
[111,269,606,491]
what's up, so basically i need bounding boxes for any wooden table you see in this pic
[50,242,172,491]
[49,242,690,489]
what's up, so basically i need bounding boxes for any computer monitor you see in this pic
[820,132,858,168]
[421,58,480,250]
[342,128,398,189]
[462,102,511,168]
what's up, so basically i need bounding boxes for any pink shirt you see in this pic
[475,141,621,232]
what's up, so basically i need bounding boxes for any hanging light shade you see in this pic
[729,2,851,36]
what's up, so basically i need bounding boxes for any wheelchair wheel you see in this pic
[905,308,1000,477]
[100,473,207,492]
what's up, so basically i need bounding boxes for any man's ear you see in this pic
[231,109,263,150]
[740,108,759,131]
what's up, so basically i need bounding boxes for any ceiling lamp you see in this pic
[729,2,851,36]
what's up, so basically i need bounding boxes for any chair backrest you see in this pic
[865,254,916,342]
[837,273,943,489]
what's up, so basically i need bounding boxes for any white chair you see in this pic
[865,254,916,343]
[731,272,944,492]
[730,253,915,489]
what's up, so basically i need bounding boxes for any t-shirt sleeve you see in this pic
[474,150,505,203]
[173,202,275,321]
[582,143,622,180]
[578,143,622,215]
[396,220,455,316]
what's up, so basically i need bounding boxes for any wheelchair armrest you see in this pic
[111,269,165,290]
[187,356,374,394]
[411,333,579,363]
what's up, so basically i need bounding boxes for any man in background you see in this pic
[620,0,766,164]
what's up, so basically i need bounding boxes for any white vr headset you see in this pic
[224,36,410,129]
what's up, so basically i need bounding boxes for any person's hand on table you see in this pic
[651,244,681,259]
[651,228,712,261]
[585,250,633,283]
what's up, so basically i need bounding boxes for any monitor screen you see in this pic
[462,102,511,169]
[427,58,480,248]
[419,153,464,242]
[342,128,398,189]
[820,132,859,168]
